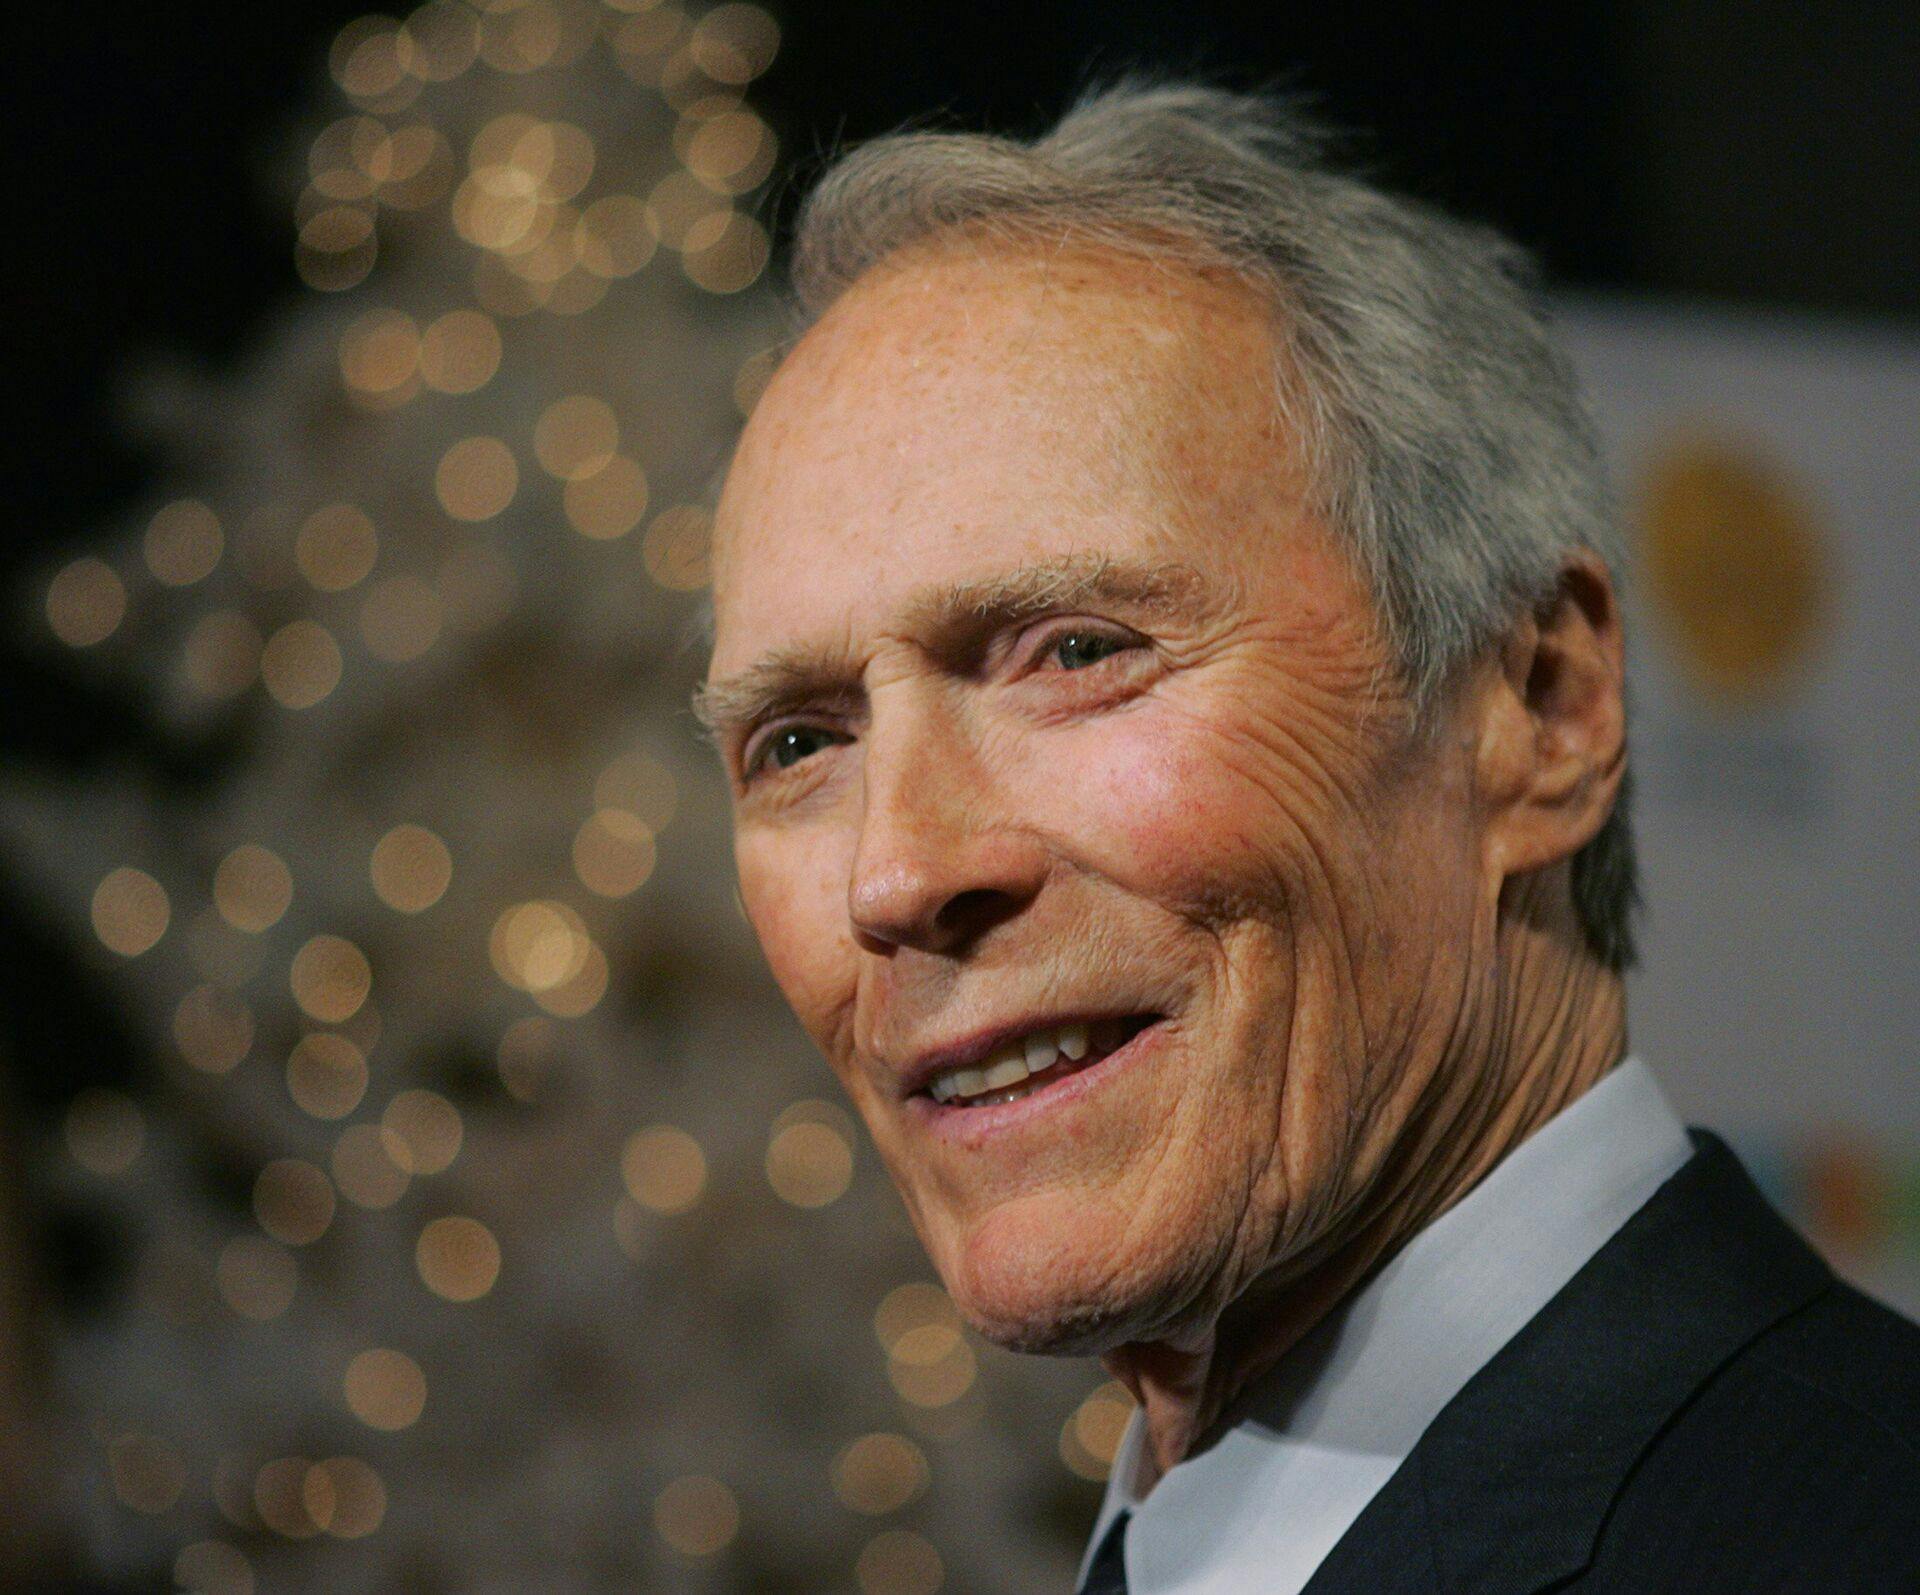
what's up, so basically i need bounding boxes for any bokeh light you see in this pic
[418,308,502,393]
[217,1235,299,1322]
[332,1123,413,1209]
[416,1215,500,1300]
[435,436,519,520]
[856,1529,944,1595]
[287,1032,370,1120]
[832,1432,929,1515]
[370,823,453,912]
[621,1125,706,1214]
[65,1088,145,1176]
[254,1158,337,1246]
[1059,1381,1136,1481]
[180,610,264,699]
[46,556,128,647]
[654,1474,739,1557]
[173,985,255,1074]
[572,808,656,896]
[290,934,373,1023]
[562,455,649,540]
[383,1089,463,1175]
[642,505,713,589]
[215,843,294,933]
[91,867,170,957]
[144,499,224,586]
[344,1348,427,1431]
[767,1100,855,1208]
[594,751,677,830]
[260,619,344,709]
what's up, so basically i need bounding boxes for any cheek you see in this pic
[736,830,857,1041]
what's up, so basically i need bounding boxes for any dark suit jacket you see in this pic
[1301,1130,1920,1593]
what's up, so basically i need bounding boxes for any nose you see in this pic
[847,695,1047,956]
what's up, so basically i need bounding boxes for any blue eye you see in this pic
[762,726,838,772]
[1051,631,1127,670]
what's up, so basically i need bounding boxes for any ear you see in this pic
[1473,551,1628,882]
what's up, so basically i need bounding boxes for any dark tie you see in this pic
[1078,1510,1130,1595]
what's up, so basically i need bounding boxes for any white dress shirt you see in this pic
[1077,1057,1695,1595]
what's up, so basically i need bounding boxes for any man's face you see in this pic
[706,245,1491,1353]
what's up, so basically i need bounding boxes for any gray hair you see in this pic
[785,80,1636,970]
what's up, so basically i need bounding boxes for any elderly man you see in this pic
[698,84,1920,1592]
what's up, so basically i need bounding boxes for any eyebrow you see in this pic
[692,552,1208,742]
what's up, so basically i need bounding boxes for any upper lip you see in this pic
[889,1010,1152,1099]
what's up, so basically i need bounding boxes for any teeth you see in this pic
[927,1021,1121,1106]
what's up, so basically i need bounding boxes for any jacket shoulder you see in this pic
[1587,1282,1920,1589]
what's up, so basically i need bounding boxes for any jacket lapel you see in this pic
[1304,1132,1834,1595]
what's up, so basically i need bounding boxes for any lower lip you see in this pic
[904,1020,1167,1146]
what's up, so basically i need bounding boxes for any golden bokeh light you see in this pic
[434,436,519,521]
[312,1455,387,1538]
[534,937,607,1017]
[856,1529,944,1595]
[451,164,545,254]
[331,1123,413,1209]
[682,210,769,294]
[359,574,443,661]
[370,822,453,912]
[642,505,713,589]
[1060,1381,1136,1481]
[260,619,344,709]
[766,1115,854,1208]
[309,114,391,201]
[382,1088,463,1175]
[573,807,656,896]
[290,933,372,1023]
[594,751,677,830]
[338,310,420,401]
[678,100,776,196]
[47,556,127,648]
[173,1539,254,1595]
[534,394,619,480]
[216,1235,299,1322]
[416,1214,500,1301]
[91,867,170,957]
[287,1032,370,1120]
[65,1088,145,1176]
[400,0,480,81]
[646,170,727,250]
[488,898,592,993]
[214,843,294,933]
[687,3,780,85]
[181,609,263,699]
[574,194,658,278]
[477,0,565,74]
[609,7,683,82]
[621,1125,706,1214]
[496,1015,557,1101]
[379,124,455,209]
[107,1431,186,1515]
[417,308,501,393]
[144,499,224,586]
[297,504,381,591]
[831,1432,929,1516]
[173,984,254,1073]
[344,1347,427,1431]
[254,1158,337,1246]
[874,1282,959,1356]
[562,455,650,541]
[654,1474,740,1557]
[253,1456,324,1539]
[887,1335,977,1409]
[296,205,377,292]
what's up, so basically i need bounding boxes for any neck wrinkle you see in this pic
[1112,889,1627,1489]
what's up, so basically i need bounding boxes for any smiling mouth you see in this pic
[923,1015,1159,1108]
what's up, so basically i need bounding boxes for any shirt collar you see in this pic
[1080,1057,1694,1595]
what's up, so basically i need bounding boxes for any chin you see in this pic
[940,1194,1216,1358]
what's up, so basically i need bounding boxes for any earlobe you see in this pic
[1478,554,1627,881]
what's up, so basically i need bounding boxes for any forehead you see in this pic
[709,242,1294,677]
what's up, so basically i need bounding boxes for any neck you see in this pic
[1104,914,1627,1488]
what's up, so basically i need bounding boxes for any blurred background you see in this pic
[0,2,1916,1590]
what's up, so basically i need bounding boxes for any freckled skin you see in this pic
[708,242,1628,1475]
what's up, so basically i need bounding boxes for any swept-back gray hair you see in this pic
[785,80,1636,970]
